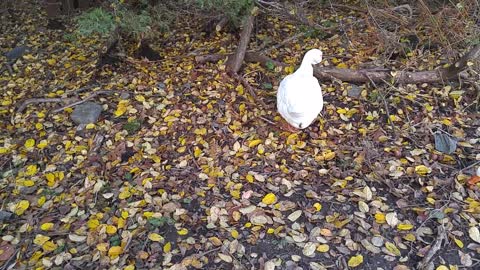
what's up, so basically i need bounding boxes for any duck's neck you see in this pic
[295,60,313,76]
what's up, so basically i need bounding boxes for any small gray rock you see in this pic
[157,82,166,90]
[6,45,29,61]
[348,84,362,98]
[71,102,103,124]
[434,132,457,154]
[0,210,13,221]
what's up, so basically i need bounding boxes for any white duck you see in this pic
[277,49,324,131]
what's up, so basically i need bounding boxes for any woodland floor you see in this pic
[1,1,480,270]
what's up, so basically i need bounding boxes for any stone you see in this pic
[0,210,13,221]
[6,45,29,61]
[348,84,362,98]
[71,102,102,124]
[434,132,457,154]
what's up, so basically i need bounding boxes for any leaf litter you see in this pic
[0,2,480,270]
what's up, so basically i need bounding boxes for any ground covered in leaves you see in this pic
[1,2,480,270]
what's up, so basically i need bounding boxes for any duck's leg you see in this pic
[278,118,300,133]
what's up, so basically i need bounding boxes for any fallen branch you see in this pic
[230,72,267,108]
[17,98,67,114]
[51,90,128,113]
[205,44,480,84]
[226,9,257,74]
[417,225,446,270]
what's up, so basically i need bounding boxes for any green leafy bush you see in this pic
[75,7,115,37]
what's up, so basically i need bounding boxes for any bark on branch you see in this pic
[197,44,480,85]
[226,10,256,73]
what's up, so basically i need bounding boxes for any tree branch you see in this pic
[226,9,256,74]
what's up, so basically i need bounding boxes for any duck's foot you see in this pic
[279,119,300,133]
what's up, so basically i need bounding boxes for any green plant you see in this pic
[75,7,116,37]
[190,0,254,25]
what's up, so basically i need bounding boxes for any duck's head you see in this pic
[303,49,323,65]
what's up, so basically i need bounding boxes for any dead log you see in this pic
[226,9,257,73]
[197,44,480,85]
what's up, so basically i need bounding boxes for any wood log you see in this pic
[196,44,480,85]
[226,11,256,73]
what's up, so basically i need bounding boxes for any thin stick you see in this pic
[51,90,128,113]
[16,98,65,114]
[418,225,446,270]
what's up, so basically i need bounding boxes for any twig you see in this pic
[51,90,128,113]
[195,246,221,258]
[417,225,446,270]
[230,72,268,108]
[0,248,19,270]
[16,98,65,114]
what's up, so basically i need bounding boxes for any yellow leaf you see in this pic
[397,223,414,231]
[108,246,123,257]
[317,244,330,252]
[106,225,117,235]
[97,243,108,252]
[119,190,132,200]
[37,140,48,149]
[164,115,177,122]
[121,210,129,219]
[337,108,347,114]
[87,219,100,230]
[337,62,348,69]
[25,164,37,176]
[453,237,464,248]
[194,128,207,135]
[56,171,65,181]
[135,95,145,102]
[231,229,239,239]
[37,196,46,207]
[47,59,57,65]
[163,242,171,253]
[194,147,202,158]
[177,228,188,236]
[248,139,262,148]
[323,151,336,161]
[143,211,154,218]
[15,200,30,215]
[385,242,401,256]
[246,174,254,183]
[25,138,35,148]
[403,233,416,242]
[23,180,35,187]
[426,197,436,205]
[34,234,51,246]
[86,123,95,129]
[375,213,386,224]
[415,165,431,175]
[45,173,55,183]
[42,241,58,251]
[40,223,54,231]
[114,101,129,117]
[236,84,244,95]
[124,265,135,270]
[436,266,449,270]
[348,254,363,267]
[262,193,276,205]
[148,233,163,242]
[314,202,322,211]
[267,228,275,234]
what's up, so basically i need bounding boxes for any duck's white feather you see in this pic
[277,49,324,129]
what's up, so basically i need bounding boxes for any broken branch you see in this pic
[226,9,256,73]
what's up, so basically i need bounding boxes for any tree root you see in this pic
[417,225,447,270]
